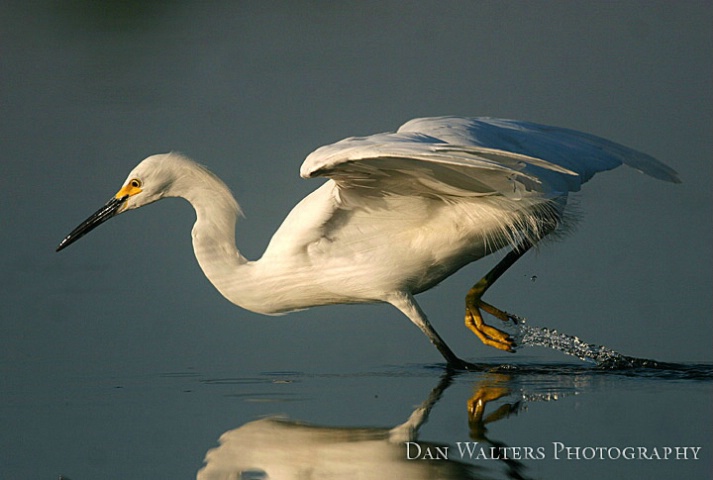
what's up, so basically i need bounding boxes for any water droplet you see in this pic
[509,323,631,366]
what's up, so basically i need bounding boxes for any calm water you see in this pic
[3,357,711,479]
[2,2,711,479]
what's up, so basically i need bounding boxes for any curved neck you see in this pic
[170,163,258,307]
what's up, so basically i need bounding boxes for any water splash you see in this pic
[504,317,660,369]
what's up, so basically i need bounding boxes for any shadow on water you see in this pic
[494,361,713,382]
[196,357,712,479]
[461,358,713,381]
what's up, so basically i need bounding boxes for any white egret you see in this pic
[56,117,679,368]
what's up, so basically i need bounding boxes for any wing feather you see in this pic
[300,117,679,202]
[398,117,681,185]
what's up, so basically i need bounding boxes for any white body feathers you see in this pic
[121,117,677,317]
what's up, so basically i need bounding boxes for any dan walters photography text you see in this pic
[405,442,702,461]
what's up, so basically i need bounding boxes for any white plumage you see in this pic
[57,117,679,367]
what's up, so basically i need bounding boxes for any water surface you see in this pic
[1,2,710,479]
[4,358,710,479]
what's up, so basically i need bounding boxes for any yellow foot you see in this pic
[467,385,511,422]
[465,306,516,352]
[467,377,519,440]
[468,385,511,418]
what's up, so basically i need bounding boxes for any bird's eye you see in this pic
[130,179,142,188]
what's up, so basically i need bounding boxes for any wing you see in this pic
[300,116,680,202]
[399,117,680,184]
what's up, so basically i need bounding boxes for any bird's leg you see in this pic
[390,292,475,369]
[465,241,533,352]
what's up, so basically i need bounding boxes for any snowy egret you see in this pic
[56,117,679,367]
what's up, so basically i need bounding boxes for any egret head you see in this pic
[56,153,181,252]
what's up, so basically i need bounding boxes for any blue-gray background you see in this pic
[3,1,710,369]
[1,2,711,478]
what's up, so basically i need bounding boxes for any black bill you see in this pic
[56,195,128,252]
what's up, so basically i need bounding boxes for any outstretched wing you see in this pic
[300,116,680,201]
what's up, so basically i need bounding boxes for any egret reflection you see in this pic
[197,370,583,480]
[197,374,478,479]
